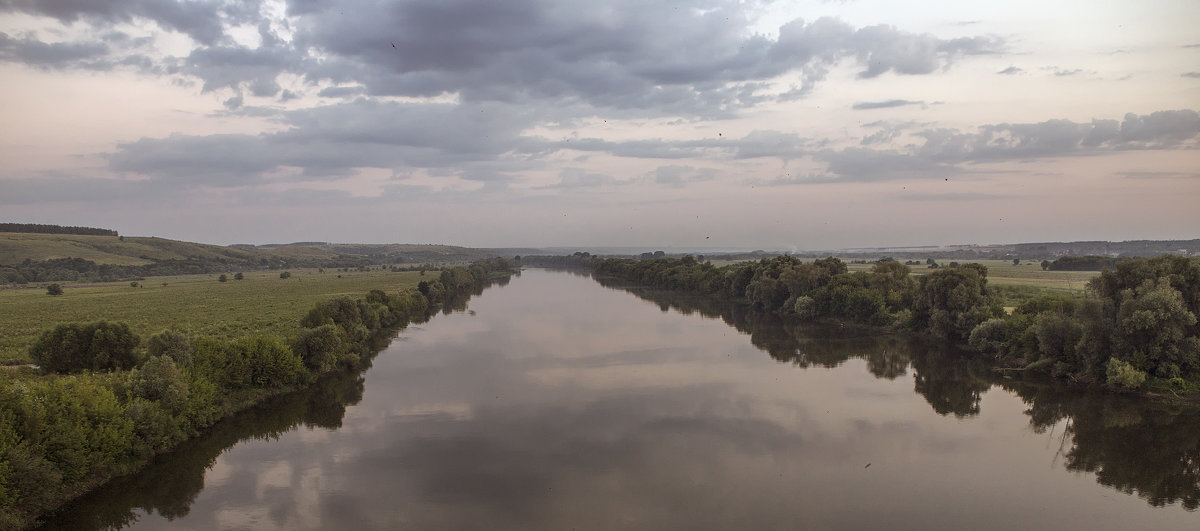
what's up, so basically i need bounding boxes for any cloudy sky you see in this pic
[1,0,1197,250]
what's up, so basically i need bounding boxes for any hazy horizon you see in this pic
[2,1,1197,249]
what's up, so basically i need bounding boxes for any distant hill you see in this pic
[0,223,117,237]
[834,239,1200,260]
[0,232,538,284]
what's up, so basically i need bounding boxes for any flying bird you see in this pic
[391,42,396,48]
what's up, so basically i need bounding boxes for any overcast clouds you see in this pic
[1,0,1197,249]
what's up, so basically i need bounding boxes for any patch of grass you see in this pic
[0,269,422,364]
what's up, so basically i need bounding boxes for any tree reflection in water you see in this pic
[600,276,1200,512]
[37,274,1200,528]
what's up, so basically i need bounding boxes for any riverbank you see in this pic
[0,258,518,530]
[539,253,1200,398]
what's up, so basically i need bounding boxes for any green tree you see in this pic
[279,271,292,279]
[1106,358,1147,391]
[1112,281,1199,378]
[28,321,141,373]
[128,356,190,413]
[869,260,916,311]
[912,264,1002,343]
[218,274,228,282]
[46,283,63,296]
[146,330,193,367]
[234,272,244,280]
[292,324,345,373]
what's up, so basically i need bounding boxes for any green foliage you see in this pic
[218,274,227,282]
[793,296,817,321]
[279,271,292,279]
[1112,281,1199,377]
[0,258,514,526]
[1106,358,1147,391]
[46,283,63,296]
[28,321,141,374]
[913,264,1003,343]
[1033,312,1083,363]
[128,356,189,413]
[194,336,306,389]
[968,318,1008,356]
[292,324,345,373]
[234,272,243,280]
[1049,255,1121,271]
[146,330,193,367]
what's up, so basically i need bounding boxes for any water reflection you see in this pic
[600,275,1200,513]
[38,369,367,530]
[38,270,1200,530]
[598,277,996,419]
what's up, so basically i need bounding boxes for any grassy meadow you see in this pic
[846,259,1098,300]
[0,269,424,365]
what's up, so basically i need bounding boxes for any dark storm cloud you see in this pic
[851,99,923,110]
[177,42,297,95]
[280,0,1002,114]
[0,0,241,45]
[1,1,1004,118]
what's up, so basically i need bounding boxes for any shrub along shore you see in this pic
[0,258,518,530]
[533,253,1199,397]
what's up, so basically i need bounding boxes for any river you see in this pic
[39,269,1199,530]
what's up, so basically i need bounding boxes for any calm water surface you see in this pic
[42,269,1200,530]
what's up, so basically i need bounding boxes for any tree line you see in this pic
[0,255,385,285]
[583,254,1199,395]
[0,223,118,237]
[0,258,518,529]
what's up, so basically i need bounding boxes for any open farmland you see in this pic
[0,269,423,364]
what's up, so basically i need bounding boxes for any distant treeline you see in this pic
[561,254,1200,396]
[1,255,386,285]
[0,258,519,528]
[1046,255,1122,271]
[0,223,118,236]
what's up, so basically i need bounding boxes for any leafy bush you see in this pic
[28,321,141,374]
[45,283,63,296]
[146,330,193,367]
[1106,358,1147,391]
[292,324,345,373]
[128,356,190,413]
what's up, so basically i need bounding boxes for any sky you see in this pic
[1,0,1198,250]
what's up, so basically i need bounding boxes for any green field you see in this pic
[0,269,424,364]
[846,259,1098,293]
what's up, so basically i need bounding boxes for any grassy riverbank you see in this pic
[0,259,518,529]
[0,269,425,365]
